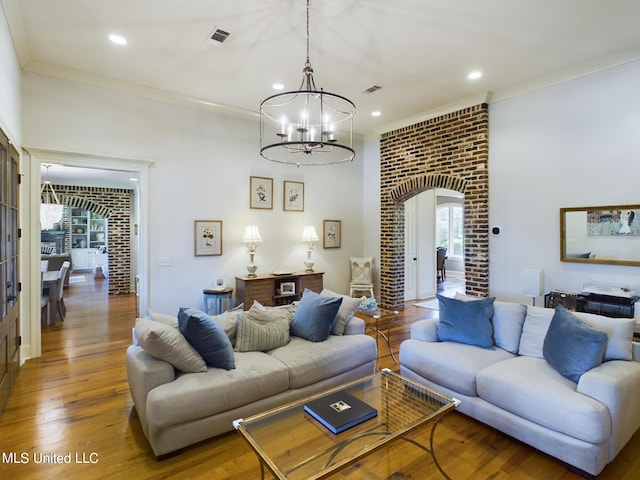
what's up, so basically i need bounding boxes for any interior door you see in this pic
[404,196,417,300]
[0,129,20,414]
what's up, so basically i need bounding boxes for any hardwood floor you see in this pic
[1,274,638,479]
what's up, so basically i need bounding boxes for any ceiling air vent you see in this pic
[363,85,382,94]
[208,27,231,44]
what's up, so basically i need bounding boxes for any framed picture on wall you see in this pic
[323,220,341,249]
[194,220,223,256]
[283,181,304,212]
[250,176,273,210]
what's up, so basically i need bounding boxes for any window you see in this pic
[436,203,464,258]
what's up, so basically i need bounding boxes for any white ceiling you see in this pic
[4,0,640,184]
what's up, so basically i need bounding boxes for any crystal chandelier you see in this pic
[260,0,355,166]
[40,164,64,230]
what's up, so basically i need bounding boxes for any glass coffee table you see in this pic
[234,369,460,480]
[354,307,399,363]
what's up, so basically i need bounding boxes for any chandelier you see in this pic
[40,164,64,230]
[259,0,355,166]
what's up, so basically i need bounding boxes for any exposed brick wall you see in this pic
[45,185,134,295]
[379,104,489,308]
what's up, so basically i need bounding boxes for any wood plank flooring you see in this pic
[0,275,638,479]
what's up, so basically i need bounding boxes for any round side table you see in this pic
[203,287,233,315]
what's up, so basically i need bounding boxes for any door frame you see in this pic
[23,148,152,359]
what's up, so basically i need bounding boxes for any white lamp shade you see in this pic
[242,225,262,244]
[522,269,544,297]
[301,225,319,242]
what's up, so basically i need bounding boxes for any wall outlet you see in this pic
[158,257,172,266]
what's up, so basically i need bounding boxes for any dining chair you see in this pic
[41,272,51,325]
[40,260,49,272]
[436,247,447,283]
[56,261,71,320]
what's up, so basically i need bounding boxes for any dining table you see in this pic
[42,270,62,324]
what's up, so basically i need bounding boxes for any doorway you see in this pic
[404,188,465,301]
[26,148,152,359]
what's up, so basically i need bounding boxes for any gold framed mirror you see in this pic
[560,205,640,266]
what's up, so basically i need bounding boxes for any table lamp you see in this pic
[242,225,262,277]
[301,225,319,272]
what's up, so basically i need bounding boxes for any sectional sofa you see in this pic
[126,290,377,457]
[399,295,640,476]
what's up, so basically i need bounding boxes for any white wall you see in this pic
[21,73,365,315]
[360,59,640,304]
[0,4,20,143]
[489,59,640,303]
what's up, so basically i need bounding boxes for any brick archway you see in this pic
[42,185,133,294]
[379,104,490,308]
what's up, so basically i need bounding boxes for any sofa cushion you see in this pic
[399,339,514,397]
[518,305,633,361]
[290,289,342,342]
[178,308,235,370]
[146,351,290,428]
[246,300,295,324]
[134,318,207,373]
[518,306,553,358]
[574,310,634,361]
[321,288,362,335]
[234,316,290,352]
[268,335,377,389]
[543,306,608,383]
[454,293,526,354]
[436,294,495,348]
[477,356,611,444]
[212,309,246,346]
[145,307,179,328]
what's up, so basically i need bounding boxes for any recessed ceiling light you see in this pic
[129,178,138,182]
[468,71,482,80]
[272,83,284,90]
[371,111,381,117]
[108,33,127,46]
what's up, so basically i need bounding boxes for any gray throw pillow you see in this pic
[321,288,362,335]
[134,318,206,373]
[234,316,290,352]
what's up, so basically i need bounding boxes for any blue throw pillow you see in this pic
[290,289,342,342]
[543,305,608,383]
[178,307,235,370]
[436,294,495,348]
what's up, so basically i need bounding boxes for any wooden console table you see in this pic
[235,272,323,310]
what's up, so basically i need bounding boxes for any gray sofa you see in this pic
[126,304,377,457]
[399,299,640,476]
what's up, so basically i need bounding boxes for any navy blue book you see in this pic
[304,390,377,434]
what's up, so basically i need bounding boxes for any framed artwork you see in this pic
[323,219,341,249]
[250,176,273,209]
[280,281,296,295]
[283,180,304,212]
[586,208,640,237]
[194,220,223,256]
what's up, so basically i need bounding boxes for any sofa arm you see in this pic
[578,360,640,457]
[410,318,439,342]
[344,315,366,335]
[633,341,640,361]
[126,345,176,433]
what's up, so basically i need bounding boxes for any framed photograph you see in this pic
[194,220,223,256]
[250,176,273,210]
[283,180,304,212]
[323,219,341,249]
[280,281,296,295]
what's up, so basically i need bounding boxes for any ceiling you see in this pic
[4,0,640,183]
